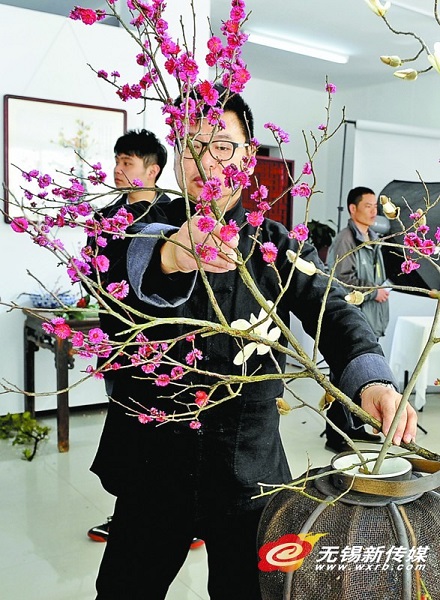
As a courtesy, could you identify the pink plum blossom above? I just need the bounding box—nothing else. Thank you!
[93,255,110,273]
[196,244,219,262]
[106,280,129,300]
[171,366,184,380]
[401,259,421,274]
[220,220,239,242]
[247,211,264,227]
[138,414,153,424]
[195,390,208,407]
[291,183,311,198]
[197,216,216,233]
[260,242,278,263]
[288,224,309,242]
[88,328,106,344]
[250,185,268,202]
[155,374,171,387]
[186,348,203,365]
[10,217,29,233]
[264,123,289,144]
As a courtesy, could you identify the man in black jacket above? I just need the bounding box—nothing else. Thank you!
[91,90,417,600]
[86,128,171,541]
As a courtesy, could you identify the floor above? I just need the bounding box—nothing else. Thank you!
[1,369,439,600]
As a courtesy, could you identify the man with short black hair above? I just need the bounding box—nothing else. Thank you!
[92,91,416,599]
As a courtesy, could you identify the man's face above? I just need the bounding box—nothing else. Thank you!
[351,193,378,228]
[113,153,150,188]
[174,110,253,212]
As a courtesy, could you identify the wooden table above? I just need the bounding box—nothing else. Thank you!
[23,311,100,452]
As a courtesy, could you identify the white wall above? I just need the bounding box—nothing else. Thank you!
[242,78,339,228]
[1,3,439,415]
[332,75,440,230]
[343,74,440,131]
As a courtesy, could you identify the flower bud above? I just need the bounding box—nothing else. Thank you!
[286,250,317,276]
[427,42,440,74]
[380,55,402,67]
[379,195,399,219]
[393,69,418,80]
[276,398,292,416]
[318,392,335,411]
[344,291,365,306]
[413,208,427,227]
[364,0,391,17]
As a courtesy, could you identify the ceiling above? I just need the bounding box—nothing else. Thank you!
[1,0,439,91]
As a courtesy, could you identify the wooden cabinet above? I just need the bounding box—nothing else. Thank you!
[241,155,294,229]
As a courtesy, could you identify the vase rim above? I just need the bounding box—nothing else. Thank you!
[332,451,412,480]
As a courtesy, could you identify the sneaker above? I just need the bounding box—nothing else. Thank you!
[87,517,112,542]
[190,538,205,550]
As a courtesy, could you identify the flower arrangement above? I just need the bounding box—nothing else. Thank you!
[5,0,439,460]
[3,1,440,595]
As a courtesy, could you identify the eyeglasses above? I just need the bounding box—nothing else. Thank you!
[181,139,250,162]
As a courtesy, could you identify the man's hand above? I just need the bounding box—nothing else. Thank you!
[374,288,390,303]
[161,215,239,274]
[360,385,417,445]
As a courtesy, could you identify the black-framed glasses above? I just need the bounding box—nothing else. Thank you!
[181,139,250,162]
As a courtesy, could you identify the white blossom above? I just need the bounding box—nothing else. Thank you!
[380,55,402,67]
[364,0,391,17]
[428,42,440,74]
[344,291,365,306]
[379,195,400,219]
[393,69,418,81]
[231,302,281,365]
[286,250,317,276]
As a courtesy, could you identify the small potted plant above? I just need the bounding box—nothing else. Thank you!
[307,219,336,263]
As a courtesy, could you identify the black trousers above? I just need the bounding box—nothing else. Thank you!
[95,490,264,600]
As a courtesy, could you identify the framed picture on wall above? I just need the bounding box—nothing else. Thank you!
[3,95,127,221]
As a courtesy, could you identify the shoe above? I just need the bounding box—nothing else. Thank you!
[87,517,112,542]
[349,428,382,443]
[324,439,352,454]
[190,538,205,550]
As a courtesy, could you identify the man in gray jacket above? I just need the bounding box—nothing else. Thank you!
[325,186,390,452]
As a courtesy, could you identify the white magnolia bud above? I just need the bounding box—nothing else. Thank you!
[393,69,418,81]
[380,55,402,67]
[286,250,317,276]
[276,398,292,416]
[364,0,391,17]
[428,42,440,74]
[379,195,399,219]
[344,291,365,306]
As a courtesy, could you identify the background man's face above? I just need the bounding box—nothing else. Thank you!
[114,153,149,188]
[351,193,378,228]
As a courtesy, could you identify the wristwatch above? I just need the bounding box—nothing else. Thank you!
[359,381,396,397]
